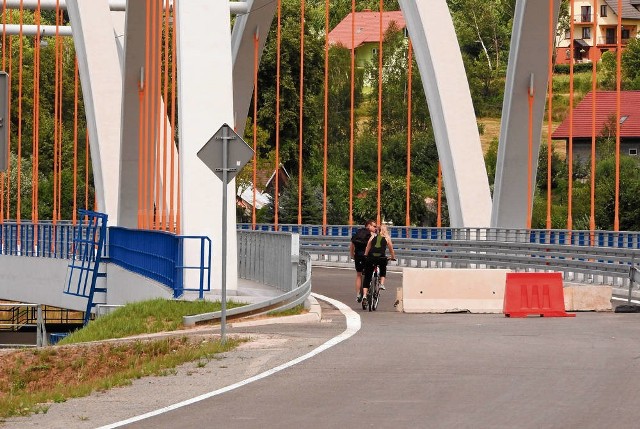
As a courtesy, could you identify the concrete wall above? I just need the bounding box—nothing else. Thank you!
[0,257,172,311]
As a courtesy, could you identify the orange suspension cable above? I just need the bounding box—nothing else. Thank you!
[527,75,533,230]
[298,0,305,225]
[275,0,281,229]
[614,0,621,231]
[406,39,412,228]
[152,0,161,230]
[590,0,597,240]
[322,0,328,232]
[6,34,11,221]
[0,0,6,224]
[17,3,23,230]
[32,4,41,229]
[252,31,258,229]
[546,0,554,230]
[171,0,179,234]
[376,0,383,224]
[567,0,575,231]
[137,56,145,228]
[437,162,442,227]
[73,56,78,225]
[85,132,89,210]
[143,0,151,229]
[52,2,59,223]
[161,0,170,231]
[348,0,354,226]
[55,4,63,221]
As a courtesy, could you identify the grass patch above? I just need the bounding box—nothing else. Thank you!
[266,304,306,317]
[59,298,247,344]
[0,336,242,418]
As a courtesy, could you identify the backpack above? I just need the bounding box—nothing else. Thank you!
[351,228,370,254]
[369,234,387,257]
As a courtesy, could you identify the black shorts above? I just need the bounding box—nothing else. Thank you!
[354,254,367,273]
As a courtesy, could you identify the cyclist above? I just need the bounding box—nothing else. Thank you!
[350,220,377,303]
[362,224,396,305]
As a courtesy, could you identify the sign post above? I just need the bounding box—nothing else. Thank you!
[197,123,254,343]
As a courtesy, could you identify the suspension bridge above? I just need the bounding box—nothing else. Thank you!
[0,0,637,322]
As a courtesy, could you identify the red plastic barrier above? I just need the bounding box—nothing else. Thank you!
[503,272,575,318]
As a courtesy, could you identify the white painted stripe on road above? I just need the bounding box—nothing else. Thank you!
[98,292,360,429]
[612,297,640,305]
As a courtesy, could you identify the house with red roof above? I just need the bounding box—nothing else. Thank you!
[551,90,640,160]
[328,10,406,74]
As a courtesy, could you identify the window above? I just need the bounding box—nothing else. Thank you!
[622,28,630,40]
[629,148,638,156]
[581,6,591,22]
[565,49,571,59]
[403,27,409,38]
[582,27,591,39]
[372,47,378,55]
[620,115,629,124]
[600,5,607,17]
[565,29,571,39]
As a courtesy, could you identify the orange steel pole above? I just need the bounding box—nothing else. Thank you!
[0,0,6,223]
[546,0,553,230]
[298,0,305,225]
[170,1,178,233]
[348,0,355,226]
[85,133,89,210]
[32,3,41,230]
[6,35,11,221]
[437,163,442,227]
[527,76,533,229]
[614,0,621,231]
[161,0,170,231]
[567,0,575,231]
[376,0,383,225]
[73,57,78,225]
[152,0,161,230]
[143,0,151,229]
[590,0,597,242]
[275,0,281,229]
[406,39,412,228]
[137,63,145,227]
[252,31,258,229]
[17,2,23,230]
[322,0,328,232]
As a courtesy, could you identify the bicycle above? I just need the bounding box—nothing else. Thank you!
[362,258,395,312]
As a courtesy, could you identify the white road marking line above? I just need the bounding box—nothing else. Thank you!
[98,292,360,429]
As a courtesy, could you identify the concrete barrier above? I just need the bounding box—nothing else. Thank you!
[563,285,612,312]
[402,267,510,313]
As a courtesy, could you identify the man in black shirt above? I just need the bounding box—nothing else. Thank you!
[350,220,377,302]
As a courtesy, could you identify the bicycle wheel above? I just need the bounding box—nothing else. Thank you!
[368,272,376,312]
[372,276,380,311]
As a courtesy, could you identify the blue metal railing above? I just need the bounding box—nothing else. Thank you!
[108,227,211,299]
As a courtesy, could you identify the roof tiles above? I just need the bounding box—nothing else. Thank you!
[328,11,406,49]
[552,91,640,139]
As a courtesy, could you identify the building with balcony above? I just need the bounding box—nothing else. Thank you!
[556,0,640,64]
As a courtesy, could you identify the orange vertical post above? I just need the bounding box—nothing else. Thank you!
[322,0,328,233]
[298,0,305,225]
[614,0,621,231]
[275,0,282,229]
[406,39,413,228]
[546,0,554,230]
[567,0,575,231]
[590,0,598,242]
[376,0,383,225]
[349,0,355,226]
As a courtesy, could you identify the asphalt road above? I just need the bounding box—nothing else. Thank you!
[123,266,640,429]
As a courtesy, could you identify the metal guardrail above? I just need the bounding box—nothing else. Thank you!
[183,254,311,326]
[0,303,47,347]
[298,233,640,287]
